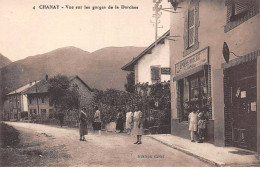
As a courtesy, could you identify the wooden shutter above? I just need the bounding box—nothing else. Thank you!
[151,66,161,82]
[184,10,189,50]
[234,0,249,15]
[188,8,195,47]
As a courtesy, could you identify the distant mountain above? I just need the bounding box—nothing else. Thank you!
[0,54,12,69]
[0,46,145,96]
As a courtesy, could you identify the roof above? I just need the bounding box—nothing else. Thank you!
[69,75,93,92]
[23,75,93,95]
[121,30,170,71]
[7,81,40,95]
[22,79,49,95]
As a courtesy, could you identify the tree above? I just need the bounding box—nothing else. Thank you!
[48,75,80,121]
[124,72,135,93]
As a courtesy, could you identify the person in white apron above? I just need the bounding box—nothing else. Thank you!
[189,108,198,142]
[132,105,144,144]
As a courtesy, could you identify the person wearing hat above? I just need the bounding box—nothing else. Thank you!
[79,106,88,141]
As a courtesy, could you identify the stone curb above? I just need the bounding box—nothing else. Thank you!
[147,136,225,167]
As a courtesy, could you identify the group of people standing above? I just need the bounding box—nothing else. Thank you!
[79,105,145,145]
[79,106,101,141]
[116,105,144,144]
[188,106,209,143]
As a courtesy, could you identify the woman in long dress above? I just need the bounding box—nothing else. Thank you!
[132,105,144,144]
[93,106,101,134]
[116,108,124,133]
[79,107,88,141]
[125,107,133,135]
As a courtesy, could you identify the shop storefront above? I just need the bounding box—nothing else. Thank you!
[171,47,214,142]
[223,54,258,151]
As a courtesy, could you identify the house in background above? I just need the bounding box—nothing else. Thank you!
[23,75,93,120]
[6,81,38,121]
[121,30,172,134]
[122,30,171,88]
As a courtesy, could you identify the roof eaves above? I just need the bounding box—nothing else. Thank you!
[121,30,170,71]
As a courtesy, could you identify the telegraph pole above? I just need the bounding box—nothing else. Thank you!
[151,0,163,46]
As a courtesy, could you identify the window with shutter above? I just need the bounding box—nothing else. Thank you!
[183,0,199,57]
[234,0,248,15]
[225,0,259,32]
[151,66,161,83]
[188,8,195,47]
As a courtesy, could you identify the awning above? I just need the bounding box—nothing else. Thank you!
[173,64,208,81]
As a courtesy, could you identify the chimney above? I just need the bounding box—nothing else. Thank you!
[45,74,48,81]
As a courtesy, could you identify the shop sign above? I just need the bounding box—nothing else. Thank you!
[161,67,171,75]
[175,47,209,75]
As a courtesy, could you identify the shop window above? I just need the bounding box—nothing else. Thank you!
[225,0,259,32]
[183,0,199,57]
[178,70,209,122]
[151,66,161,83]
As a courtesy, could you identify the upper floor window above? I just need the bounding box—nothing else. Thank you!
[42,97,45,104]
[151,66,161,83]
[183,0,199,57]
[225,0,259,32]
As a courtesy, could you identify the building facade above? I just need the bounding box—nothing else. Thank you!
[122,30,171,85]
[24,75,93,120]
[6,81,38,120]
[169,0,260,153]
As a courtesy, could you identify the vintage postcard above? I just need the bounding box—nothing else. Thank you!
[0,0,260,167]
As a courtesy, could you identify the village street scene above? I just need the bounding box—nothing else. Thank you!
[0,0,260,167]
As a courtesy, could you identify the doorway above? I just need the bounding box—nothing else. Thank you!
[225,61,257,151]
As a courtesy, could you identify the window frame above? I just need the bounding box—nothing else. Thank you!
[150,65,161,83]
[183,0,200,57]
[224,0,259,32]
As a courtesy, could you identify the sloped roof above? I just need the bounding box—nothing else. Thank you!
[23,75,93,95]
[69,75,93,92]
[7,81,40,95]
[121,30,170,71]
[22,79,49,95]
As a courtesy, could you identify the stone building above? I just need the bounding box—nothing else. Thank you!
[23,75,93,120]
[6,81,38,120]
[168,0,260,153]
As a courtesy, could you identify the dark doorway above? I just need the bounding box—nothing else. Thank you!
[225,60,257,151]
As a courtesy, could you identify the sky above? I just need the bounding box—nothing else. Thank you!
[0,0,170,62]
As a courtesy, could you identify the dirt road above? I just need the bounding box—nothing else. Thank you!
[3,122,212,167]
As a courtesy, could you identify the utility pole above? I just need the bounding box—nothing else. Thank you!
[151,0,163,46]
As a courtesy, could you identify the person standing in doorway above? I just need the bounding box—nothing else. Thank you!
[79,107,88,141]
[188,107,198,142]
[93,106,101,135]
[132,105,144,144]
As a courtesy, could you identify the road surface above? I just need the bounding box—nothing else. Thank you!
[3,122,212,167]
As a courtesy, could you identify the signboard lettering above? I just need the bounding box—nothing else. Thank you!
[175,47,209,75]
